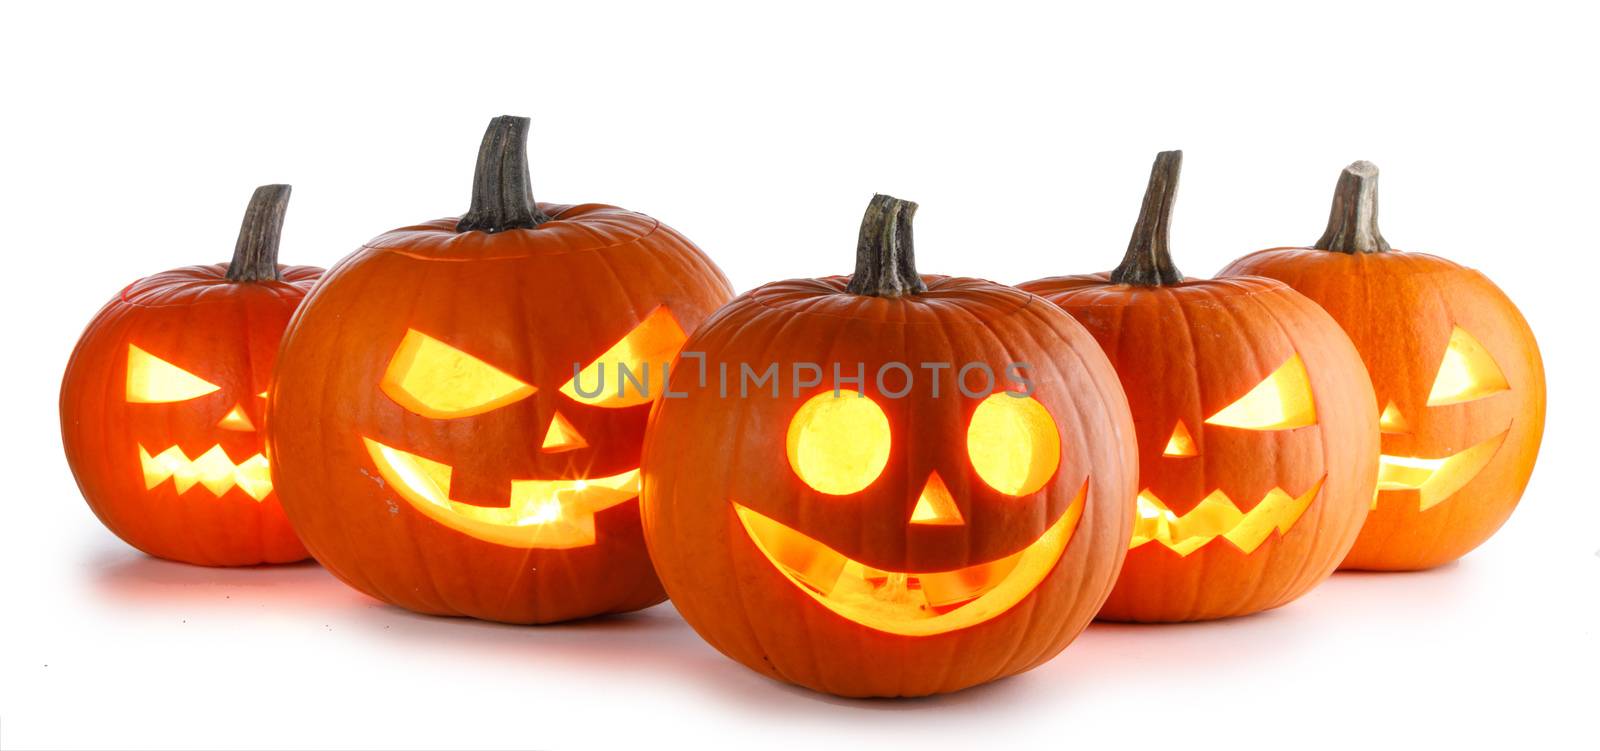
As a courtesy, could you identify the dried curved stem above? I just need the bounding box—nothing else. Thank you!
[1314,160,1390,253]
[1109,151,1183,286]
[456,115,550,233]
[847,194,926,297]
[226,184,290,282]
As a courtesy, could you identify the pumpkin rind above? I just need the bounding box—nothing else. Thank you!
[60,186,321,566]
[1020,152,1379,621]
[1022,274,1379,620]
[1223,245,1544,571]
[642,196,1137,696]
[267,118,733,623]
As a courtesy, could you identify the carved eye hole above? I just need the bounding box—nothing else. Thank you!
[787,390,891,495]
[1205,354,1317,430]
[1426,327,1509,406]
[381,330,535,419]
[126,345,220,403]
[967,393,1061,496]
[560,307,687,409]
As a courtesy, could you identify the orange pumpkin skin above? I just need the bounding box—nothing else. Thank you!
[643,197,1136,697]
[270,208,731,623]
[269,120,732,623]
[1221,161,1545,571]
[1019,152,1378,621]
[1021,274,1378,620]
[1221,249,1544,570]
[61,218,321,566]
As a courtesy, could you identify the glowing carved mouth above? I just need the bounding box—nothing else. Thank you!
[1375,431,1507,511]
[139,444,272,501]
[732,481,1085,637]
[362,438,639,549]
[1130,478,1324,556]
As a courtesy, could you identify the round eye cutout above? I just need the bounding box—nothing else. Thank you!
[787,390,891,495]
[967,393,1062,496]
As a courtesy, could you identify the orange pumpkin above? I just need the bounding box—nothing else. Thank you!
[267,116,732,623]
[1221,161,1545,570]
[61,185,322,566]
[642,195,1136,696]
[1021,152,1378,621]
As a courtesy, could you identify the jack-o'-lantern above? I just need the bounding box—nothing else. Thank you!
[1021,152,1378,621]
[268,116,733,623]
[1221,161,1545,570]
[61,185,323,566]
[642,194,1137,697]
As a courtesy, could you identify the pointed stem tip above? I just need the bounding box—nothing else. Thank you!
[1109,150,1184,286]
[1314,160,1390,253]
[226,184,290,282]
[847,194,926,297]
[456,115,550,233]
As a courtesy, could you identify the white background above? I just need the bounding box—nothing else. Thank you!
[3,1,1597,748]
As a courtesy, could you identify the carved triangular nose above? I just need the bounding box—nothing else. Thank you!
[910,471,963,526]
[217,403,255,431]
[1163,420,1197,457]
[541,410,588,452]
[1379,400,1410,434]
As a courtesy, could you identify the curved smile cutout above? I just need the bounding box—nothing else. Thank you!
[362,438,640,549]
[1375,430,1508,511]
[732,480,1086,637]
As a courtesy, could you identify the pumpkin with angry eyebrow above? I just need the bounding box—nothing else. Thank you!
[268,116,733,623]
[1221,161,1545,570]
[61,185,322,566]
[1021,152,1379,621]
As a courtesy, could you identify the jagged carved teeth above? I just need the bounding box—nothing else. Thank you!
[1130,478,1324,556]
[139,444,272,501]
[730,480,1085,638]
[362,437,640,549]
[1374,431,1507,511]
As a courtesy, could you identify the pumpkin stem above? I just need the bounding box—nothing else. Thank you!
[847,194,927,297]
[226,184,290,282]
[456,115,551,233]
[1314,160,1390,253]
[1109,150,1184,286]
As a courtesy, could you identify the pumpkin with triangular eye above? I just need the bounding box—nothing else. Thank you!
[1021,152,1379,621]
[643,195,1137,696]
[1221,161,1545,570]
[268,117,733,623]
[61,185,322,566]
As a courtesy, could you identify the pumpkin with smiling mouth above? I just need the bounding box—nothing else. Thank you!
[1021,152,1380,622]
[642,195,1136,697]
[1222,161,1545,570]
[268,117,733,623]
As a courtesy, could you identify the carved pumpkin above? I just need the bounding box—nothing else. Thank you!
[1220,161,1545,570]
[642,195,1136,696]
[61,185,322,566]
[1021,152,1378,621]
[267,116,732,623]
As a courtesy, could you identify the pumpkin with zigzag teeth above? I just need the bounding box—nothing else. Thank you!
[1021,152,1379,622]
[61,185,321,566]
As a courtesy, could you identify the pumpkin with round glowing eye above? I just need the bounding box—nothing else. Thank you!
[60,185,323,566]
[268,116,733,624]
[641,195,1137,697]
[1220,161,1545,571]
[1020,152,1379,622]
